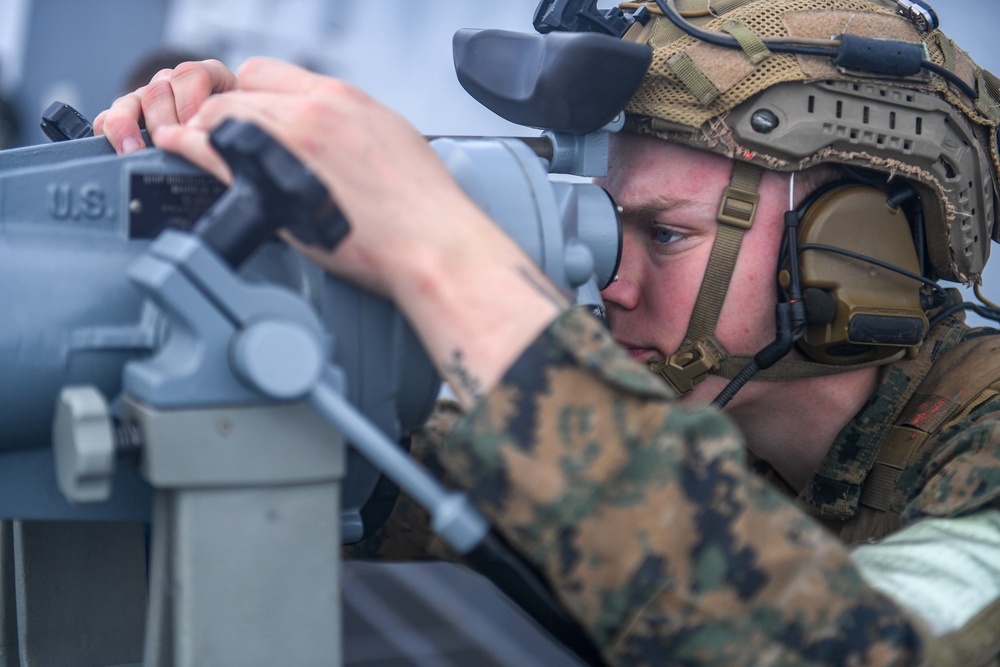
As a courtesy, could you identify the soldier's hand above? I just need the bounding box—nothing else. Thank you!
[94,59,237,155]
[150,57,489,297]
[153,57,564,405]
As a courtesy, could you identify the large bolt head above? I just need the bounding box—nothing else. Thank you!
[53,387,115,504]
[230,321,324,400]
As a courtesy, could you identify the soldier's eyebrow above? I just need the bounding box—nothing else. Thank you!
[618,193,713,221]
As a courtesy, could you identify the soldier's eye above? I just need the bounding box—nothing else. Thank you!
[652,225,683,245]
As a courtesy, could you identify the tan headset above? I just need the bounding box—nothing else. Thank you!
[784,183,930,365]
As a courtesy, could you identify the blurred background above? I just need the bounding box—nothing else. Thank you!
[1,1,996,143]
[0,0,546,145]
[1,0,997,314]
[0,2,997,664]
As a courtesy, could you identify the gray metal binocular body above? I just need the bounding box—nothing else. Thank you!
[0,118,622,666]
[0,134,439,537]
[0,19,647,666]
[0,118,623,543]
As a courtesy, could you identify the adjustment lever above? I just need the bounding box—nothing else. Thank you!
[195,119,350,267]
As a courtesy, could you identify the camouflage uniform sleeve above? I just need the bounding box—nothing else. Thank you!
[439,308,928,666]
[343,400,462,563]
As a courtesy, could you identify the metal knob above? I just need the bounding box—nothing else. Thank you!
[53,386,133,504]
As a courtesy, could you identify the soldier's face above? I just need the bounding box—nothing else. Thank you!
[598,133,790,407]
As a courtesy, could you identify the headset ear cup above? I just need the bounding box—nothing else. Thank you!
[794,184,928,364]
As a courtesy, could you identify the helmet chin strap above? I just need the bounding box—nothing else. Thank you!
[649,166,905,406]
[648,161,761,396]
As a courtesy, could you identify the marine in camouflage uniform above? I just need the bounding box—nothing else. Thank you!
[351,0,1000,664]
[354,300,1000,665]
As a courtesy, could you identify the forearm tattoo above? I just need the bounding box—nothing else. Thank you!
[443,349,483,403]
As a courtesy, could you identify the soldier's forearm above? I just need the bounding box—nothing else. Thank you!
[439,308,926,665]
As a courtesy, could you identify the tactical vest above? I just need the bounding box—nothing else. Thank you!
[817,322,1000,545]
[807,317,1000,667]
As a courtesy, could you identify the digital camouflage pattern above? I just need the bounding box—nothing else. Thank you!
[749,302,1000,549]
[440,307,928,666]
[351,307,1000,665]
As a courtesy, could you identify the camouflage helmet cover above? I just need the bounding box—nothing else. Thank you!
[621,0,1000,284]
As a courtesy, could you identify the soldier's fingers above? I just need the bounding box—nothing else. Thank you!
[138,60,237,141]
[94,73,173,151]
[151,124,233,185]
[149,67,175,83]
[163,60,238,124]
[183,93,335,193]
[96,92,147,154]
[153,93,293,183]
[139,79,183,135]
[182,92,286,139]
[235,57,331,94]
[96,61,237,156]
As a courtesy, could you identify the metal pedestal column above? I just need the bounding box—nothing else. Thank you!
[131,400,345,667]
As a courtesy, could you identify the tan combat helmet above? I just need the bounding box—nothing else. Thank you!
[614,0,1000,399]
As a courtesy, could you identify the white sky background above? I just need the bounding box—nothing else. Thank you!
[0,0,997,312]
[2,0,996,134]
[163,0,544,136]
[162,1,1000,131]
[159,0,1000,320]
[915,0,1000,318]
[0,0,30,91]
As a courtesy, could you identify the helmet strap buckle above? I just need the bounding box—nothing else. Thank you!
[649,339,724,396]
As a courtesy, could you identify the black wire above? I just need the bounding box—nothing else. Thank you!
[712,211,806,410]
[906,191,927,277]
[923,60,979,100]
[930,301,1000,328]
[840,166,888,188]
[653,0,737,46]
[653,0,837,57]
[797,242,947,297]
[798,175,931,279]
[771,44,841,58]
[652,0,979,100]
[711,360,760,409]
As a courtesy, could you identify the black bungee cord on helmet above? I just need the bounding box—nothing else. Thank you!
[652,0,978,100]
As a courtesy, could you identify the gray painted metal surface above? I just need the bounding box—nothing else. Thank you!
[0,101,620,662]
[13,521,146,667]
[342,562,584,667]
[134,402,345,667]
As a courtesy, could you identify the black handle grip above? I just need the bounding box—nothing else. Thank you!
[193,119,350,267]
[40,102,95,142]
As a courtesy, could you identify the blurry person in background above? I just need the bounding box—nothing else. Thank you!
[122,48,213,95]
